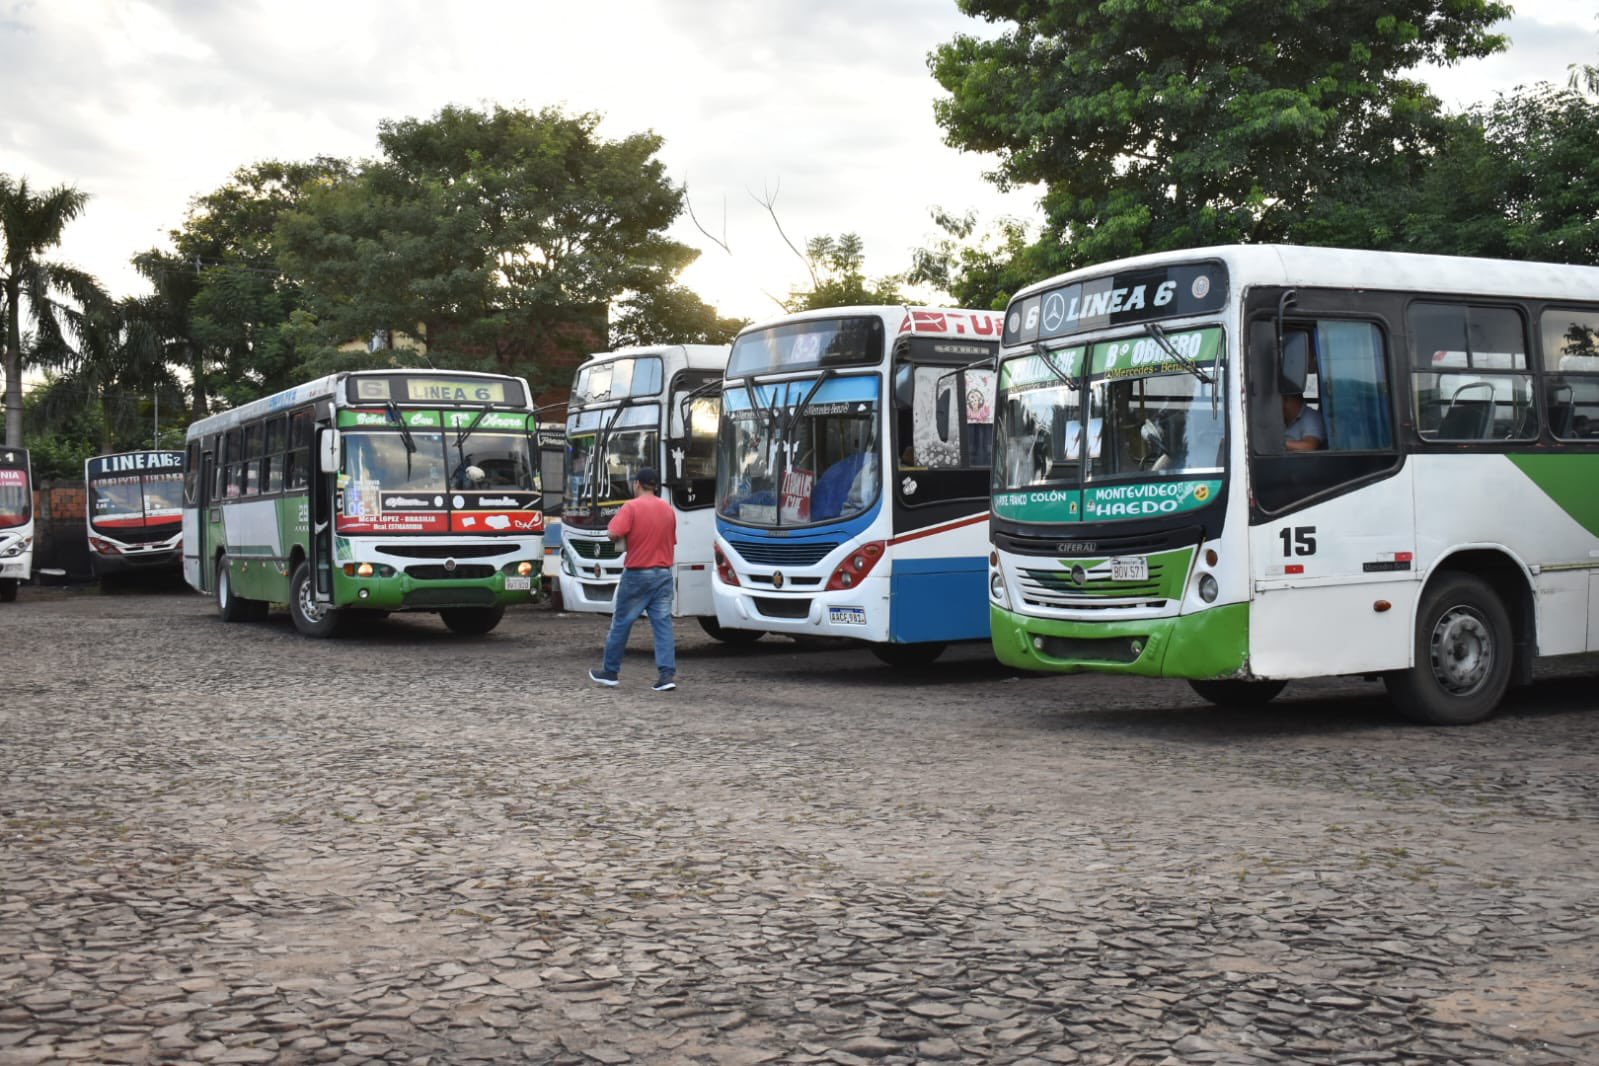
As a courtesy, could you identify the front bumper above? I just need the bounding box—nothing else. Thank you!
[989,602,1250,679]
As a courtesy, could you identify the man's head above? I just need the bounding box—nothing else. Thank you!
[634,467,660,496]
[1281,385,1305,426]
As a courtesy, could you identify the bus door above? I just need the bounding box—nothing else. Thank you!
[310,423,336,598]
[198,447,217,591]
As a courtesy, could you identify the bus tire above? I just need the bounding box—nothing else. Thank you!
[215,555,266,623]
[1187,679,1287,707]
[870,642,946,667]
[440,606,505,635]
[289,560,343,637]
[0,578,16,602]
[697,616,762,644]
[1384,573,1511,726]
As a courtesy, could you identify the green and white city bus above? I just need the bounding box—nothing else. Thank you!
[182,369,545,637]
[989,245,1599,724]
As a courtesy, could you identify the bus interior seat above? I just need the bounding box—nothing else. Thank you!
[1548,399,1574,438]
[1436,402,1491,440]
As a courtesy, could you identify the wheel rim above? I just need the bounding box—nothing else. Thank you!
[1429,603,1493,696]
[297,574,326,624]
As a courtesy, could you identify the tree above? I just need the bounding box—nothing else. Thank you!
[610,284,747,349]
[930,0,1511,275]
[0,175,106,447]
[277,105,697,389]
[784,233,904,311]
[907,209,1041,311]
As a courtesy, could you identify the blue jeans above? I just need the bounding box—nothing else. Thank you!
[602,567,676,677]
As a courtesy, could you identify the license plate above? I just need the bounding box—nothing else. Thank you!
[1109,556,1148,582]
[505,576,532,591]
[829,605,867,626]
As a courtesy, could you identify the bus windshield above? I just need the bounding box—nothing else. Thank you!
[563,404,659,528]
[718,376,881,527]
[996,326,1226,495]
[90,472,184,531]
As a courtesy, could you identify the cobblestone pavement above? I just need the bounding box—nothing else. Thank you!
[3,585,1597,1066]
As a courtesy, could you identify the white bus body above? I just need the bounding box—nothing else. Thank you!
[0,447,32,601]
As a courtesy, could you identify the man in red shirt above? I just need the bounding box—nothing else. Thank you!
[589,467,679,691]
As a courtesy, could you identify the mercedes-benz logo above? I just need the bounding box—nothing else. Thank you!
[772,571,785,589]
[443,558,457,572]
[1070,565,1088,587]
[1041,291,1067,333]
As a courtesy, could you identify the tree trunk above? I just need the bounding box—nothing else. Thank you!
[3,276,23,449]
[189,340,209,419]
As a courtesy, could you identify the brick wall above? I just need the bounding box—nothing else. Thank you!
[32,479,91,580]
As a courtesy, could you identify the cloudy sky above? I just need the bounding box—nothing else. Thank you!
[3,0,1597,324]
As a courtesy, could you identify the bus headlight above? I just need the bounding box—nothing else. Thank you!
[517,561,534,577]
[357,562,375,578]
[1197,572,1219,603]
[990,569,1009,606]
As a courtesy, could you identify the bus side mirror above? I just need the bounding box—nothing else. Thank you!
[318,429,340,474]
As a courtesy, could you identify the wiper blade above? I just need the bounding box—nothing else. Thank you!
[1146,323,1213,385]
[385,401,417,480]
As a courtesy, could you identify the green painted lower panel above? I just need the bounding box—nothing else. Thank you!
[990,601,1250,679]
[329,568,540,611]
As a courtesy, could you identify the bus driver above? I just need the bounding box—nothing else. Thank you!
[1282,384,1325,452]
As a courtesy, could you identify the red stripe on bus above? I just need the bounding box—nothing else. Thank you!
[889,512,990,547]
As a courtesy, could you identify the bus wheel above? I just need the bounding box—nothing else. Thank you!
[0,578,16,603]
[1187,679,1287,707]
[440,606,505,635]
[289,561,343,637]
[215,555,266,623]
[870,642,946,667]
[1385,573,1511,725]
[697,616,763,644]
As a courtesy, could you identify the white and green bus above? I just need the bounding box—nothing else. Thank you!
[989,245,1599,724]
[182,369,545,637]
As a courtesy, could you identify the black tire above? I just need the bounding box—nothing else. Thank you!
[440,606,505,635]
[289,560,343,637]
[870,642,946,667]
[215,555,266,622]
[697,616,763,644]
[0,578,16,603]
[1384,573,1511,725]
[1188,679,1288,707]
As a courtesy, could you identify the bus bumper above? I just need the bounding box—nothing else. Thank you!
[0,558,29,580]
[331,569,543,611]
[990,602,1250,679]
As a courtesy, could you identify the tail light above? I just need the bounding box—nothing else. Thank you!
[827,541,885,590]
[714,542,740,586]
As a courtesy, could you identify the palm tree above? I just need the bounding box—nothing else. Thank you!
[1,174,105,447]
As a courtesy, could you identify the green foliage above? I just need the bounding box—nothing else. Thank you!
[930,0,1512,277]
[907,210,1042,310]
[785,233,904,312]
[277,104,697,383]
[610,284,747,348]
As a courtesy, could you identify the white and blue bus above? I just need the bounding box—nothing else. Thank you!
[0,446,32,602]
[712,306,1004,664]
[989,244,1599,724]
[558,345,738,636]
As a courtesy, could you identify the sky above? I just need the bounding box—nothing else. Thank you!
[2,0,1597,327]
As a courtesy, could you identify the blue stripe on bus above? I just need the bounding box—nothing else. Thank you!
[723,375,880,411]
[888,556,991,644]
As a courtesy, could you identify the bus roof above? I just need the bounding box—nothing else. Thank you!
[1006,245,1599,310]
[736,305,1004,343]
[577,344,730,373]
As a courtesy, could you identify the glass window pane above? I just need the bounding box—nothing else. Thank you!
[1542,308,1599,372]
[1410,302,1526,371]
[1414,372,1536,440]
[1316,321,1392,451]
[1545,376,1599,440]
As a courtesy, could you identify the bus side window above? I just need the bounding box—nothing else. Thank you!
[286,409,313,490]
[1542,307,1599,441]
[1315,321,1393,451]
[1409,302,1533,442]
[184,440,201,505]
[262,416,286,494]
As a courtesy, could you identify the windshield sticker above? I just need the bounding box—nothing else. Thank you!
[444,410,529,431]
[343,478,382,519]
[1082,479,1222,520]
[1091,328,1222,379]
[340,409,444,429]
[966,369,995,425]
[780,468,815,524]
[993,489,1081,523]
[1000,348,1086,391]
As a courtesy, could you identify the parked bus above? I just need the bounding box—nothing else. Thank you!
[0,446,32,602]
[558,345,741,636]
[712,306,1004,663]
[182,369,544,637]
[988,244,1599,724]
[85,450,184,579]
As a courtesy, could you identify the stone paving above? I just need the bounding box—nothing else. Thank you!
[2,585,1597,1065]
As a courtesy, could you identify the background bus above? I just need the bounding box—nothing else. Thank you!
[85,450,184,580]
[557,345,738,636]
[712,306,1003,664]
[0,447,31,602]
[988,244,1599,724]
[182,369,544,637]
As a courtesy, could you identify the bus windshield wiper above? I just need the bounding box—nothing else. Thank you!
[1146,323,1213,385]
[385,401,417,479]
[592,400,634,509]
[452,406,490,483]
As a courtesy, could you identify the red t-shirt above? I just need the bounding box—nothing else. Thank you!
[608,493,677,569]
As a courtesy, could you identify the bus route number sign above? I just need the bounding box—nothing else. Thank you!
[404,379,507,404]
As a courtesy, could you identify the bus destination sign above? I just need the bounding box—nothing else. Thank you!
[1004,262,1227,347]
[350,376,518,406]
[87,451,183,478]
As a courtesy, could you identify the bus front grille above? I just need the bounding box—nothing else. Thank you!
[377,544,508,559]
[1037,635,1144,664]
[407,564,496,580]
[1019,566,1167,607]
[752,596,812,619]
[403,587,497,608]
[725,538,839,566]
[570,538,623,560]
